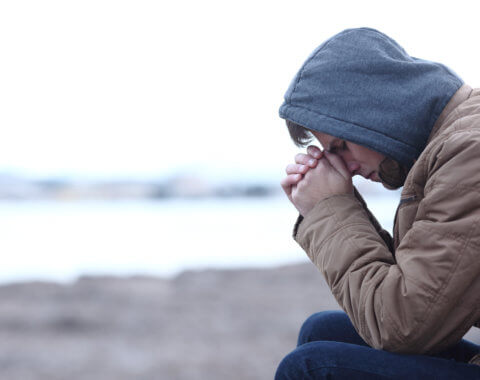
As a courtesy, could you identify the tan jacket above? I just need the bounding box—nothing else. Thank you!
[294,84,480,365]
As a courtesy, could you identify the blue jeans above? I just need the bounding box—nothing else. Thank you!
[275,311,480,379]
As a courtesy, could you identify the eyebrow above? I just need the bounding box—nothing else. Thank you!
[326,138,342,152]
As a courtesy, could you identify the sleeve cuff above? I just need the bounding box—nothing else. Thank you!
[294,193,364,253]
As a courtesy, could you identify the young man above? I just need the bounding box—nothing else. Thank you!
[276,28,480,379]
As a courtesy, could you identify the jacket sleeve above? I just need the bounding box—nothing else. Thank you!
[294,187,394,254]
[294,132,480,354]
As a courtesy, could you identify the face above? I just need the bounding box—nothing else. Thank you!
[311,131,385,182]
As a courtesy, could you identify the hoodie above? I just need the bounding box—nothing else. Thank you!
[279,27,463,168]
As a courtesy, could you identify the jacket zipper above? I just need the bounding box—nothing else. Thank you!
[399,195,417,205]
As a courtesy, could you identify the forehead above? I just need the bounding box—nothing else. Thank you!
[310,130,340,150]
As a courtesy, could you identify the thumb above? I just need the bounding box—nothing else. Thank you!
[323,151,352,180]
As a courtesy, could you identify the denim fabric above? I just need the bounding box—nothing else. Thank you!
[279,28,463,168]
[275,311,480,379]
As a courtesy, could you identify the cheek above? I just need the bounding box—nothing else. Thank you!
[370,153,385,168]
[353,147,384,167]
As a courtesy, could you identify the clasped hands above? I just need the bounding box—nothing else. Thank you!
[281,145,354,217]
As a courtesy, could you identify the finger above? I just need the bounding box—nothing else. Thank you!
[323,151,351,180]
[306,145,323,159]
[285,163,309,175]
[281,174,303,195]
[294,153,318,168]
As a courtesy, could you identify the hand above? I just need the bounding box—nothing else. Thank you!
[282,149,354,216]
[281,145,324,204]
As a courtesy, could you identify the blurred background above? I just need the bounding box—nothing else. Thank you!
[0,0,479,379]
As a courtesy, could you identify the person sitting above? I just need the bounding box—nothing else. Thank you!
[276,27,480,379]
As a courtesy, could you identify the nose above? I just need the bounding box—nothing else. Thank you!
[347,162,361,175]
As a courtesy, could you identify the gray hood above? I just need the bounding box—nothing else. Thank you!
[279,27,463,168]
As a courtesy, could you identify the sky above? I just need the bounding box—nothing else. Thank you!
[0,0,479,180]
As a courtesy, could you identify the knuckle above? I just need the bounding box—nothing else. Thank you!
[286,165,300,175]
[289,174,299,184]
[295,153,307,163]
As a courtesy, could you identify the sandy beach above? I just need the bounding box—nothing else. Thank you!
[0,263,478,379]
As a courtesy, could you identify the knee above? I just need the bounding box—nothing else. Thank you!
[275,345,312,380]
[297,310,348,346]
[275,349,301,380]
[275,341,342,380]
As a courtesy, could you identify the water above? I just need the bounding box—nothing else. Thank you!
[0,195,399,283]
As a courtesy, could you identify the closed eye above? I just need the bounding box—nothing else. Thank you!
[328,141,347,153]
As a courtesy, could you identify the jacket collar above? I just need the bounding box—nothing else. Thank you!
[427,84,473,144]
